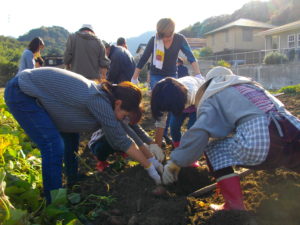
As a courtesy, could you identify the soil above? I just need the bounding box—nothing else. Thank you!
[73,93,300,225]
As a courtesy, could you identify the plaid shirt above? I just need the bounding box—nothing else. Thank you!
[206,84,300,170]
[205,116,270,170]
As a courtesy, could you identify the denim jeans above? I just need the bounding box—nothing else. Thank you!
[149,74,176,90]
[150,74,176,138]
[170,112,197,142]
[4,76,79,203]
[60,132,79,185]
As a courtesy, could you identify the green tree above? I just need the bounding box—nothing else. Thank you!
[0,36,26,85]
[199,47,213,57]
[18,26,69,56]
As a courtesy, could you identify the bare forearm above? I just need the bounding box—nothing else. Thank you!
[154,127,164,147]
[139,144,153,159]
[132,68,141,79]
[126,143,150,168]
[191,61,201,75]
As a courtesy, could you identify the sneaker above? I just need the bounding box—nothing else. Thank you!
[163,135,172,145]
[190,161,200,168]
[96,161,110,172]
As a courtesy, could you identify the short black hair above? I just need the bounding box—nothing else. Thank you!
[151,77,187,120]
[117,37,126,46]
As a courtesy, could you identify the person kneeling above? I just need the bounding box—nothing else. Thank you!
[88,120,164,184]
[162,66,300,211]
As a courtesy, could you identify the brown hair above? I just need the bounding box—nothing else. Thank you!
[156,18,175,38]
[28,37,44,53]
[101,81,142,124]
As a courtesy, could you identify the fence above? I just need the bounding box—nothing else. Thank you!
[199,48,300,66]
[191,60,300,90]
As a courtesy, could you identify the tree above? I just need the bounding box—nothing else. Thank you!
[18,26,69,56]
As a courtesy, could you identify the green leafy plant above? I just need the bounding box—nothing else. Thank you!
[263,51,288,64]
[217,60,231,68]
[278,84,300,94]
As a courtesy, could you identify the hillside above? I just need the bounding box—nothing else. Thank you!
[126,31,155,56]
[0,36,26,80]
[180,0,300,37]
[18,26,69,56]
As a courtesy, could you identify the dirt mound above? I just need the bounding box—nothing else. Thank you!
[74,93,300,225]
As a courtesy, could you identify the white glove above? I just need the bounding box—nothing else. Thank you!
[149,143,164,162]
[148,157,163,174]
[162,160,181,185]
[131,77,139,84]
[195,73,205,82]
[145,163,161,185]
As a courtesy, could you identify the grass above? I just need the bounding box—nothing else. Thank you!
[277,84,300,94]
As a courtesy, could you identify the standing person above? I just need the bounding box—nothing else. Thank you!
[104,42,136,84]
[177,57,189,78]
[151,76,205,149]
[18,37,45,72]
[4,67,161,203]
[64,24,110,82]
[117,37,128,49]
[162,66,300,211]
[131,18,202,87]
[131,18,202,144]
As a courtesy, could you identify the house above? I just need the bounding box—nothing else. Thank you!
[204,18,275,54]
[257,20,300,51]
[44,56,64,68]
[185,38,206,50]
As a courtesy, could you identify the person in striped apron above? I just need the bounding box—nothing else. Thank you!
[162,66,300,211]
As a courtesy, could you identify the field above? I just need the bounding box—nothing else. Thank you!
[1,90,300,225]
[72,93,300,225]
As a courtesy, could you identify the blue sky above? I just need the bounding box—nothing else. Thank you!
[0,0,266,42]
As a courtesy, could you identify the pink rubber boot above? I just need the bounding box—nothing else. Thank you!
[210,175,246,211]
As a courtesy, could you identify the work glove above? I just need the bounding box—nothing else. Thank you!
[131,77,139,85]
[162,160,181,185]
[145,163,161,185]
[149,143,164,162]
[195,73,205,82]
[148,157,163,174]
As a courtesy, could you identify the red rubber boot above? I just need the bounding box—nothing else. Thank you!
[210,175,246,211]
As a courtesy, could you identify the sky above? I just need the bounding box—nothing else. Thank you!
[1,0,267,42]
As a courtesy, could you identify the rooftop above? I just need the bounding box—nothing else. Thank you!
[204,18,275,36]
[256,20,300,36]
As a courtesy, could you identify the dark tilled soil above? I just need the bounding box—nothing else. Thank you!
[74,93,300,225]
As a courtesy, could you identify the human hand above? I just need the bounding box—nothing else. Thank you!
[162,160,181,184]
[149,143,164,162]
[195,73,205,81]
[131,77,139,84]
[145,163,161,185]
[148,157,163,174]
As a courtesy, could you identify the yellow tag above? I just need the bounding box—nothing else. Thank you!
[155,50,164,62]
